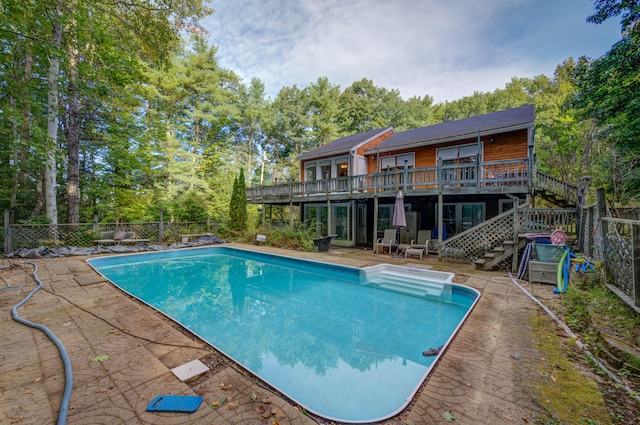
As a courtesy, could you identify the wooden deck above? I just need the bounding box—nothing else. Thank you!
[246,159,532,204]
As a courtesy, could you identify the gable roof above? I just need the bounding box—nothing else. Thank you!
[367,105,534,154]
[298,127,394,161]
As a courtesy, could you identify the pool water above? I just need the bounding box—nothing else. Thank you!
[87,246,479,423]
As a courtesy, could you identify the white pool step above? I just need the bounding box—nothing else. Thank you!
[363,264,454,298]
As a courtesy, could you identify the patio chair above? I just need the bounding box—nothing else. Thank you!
[411,230,431,254]
[376,229,398,254]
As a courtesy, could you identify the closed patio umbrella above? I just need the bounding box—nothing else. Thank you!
[392,191,406,254]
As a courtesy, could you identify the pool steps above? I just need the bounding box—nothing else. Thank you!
[363,264,454,298]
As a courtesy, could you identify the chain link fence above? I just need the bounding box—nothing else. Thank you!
[2,215,227,254]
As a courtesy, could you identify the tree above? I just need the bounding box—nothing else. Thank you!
[229,169,247,231]
[574,0,640,199]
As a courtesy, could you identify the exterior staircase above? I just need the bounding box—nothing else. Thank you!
[534,172,579,208]
[473,237,529,271]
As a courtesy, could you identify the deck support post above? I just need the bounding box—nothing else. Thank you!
[373,196,379,252]
[437,193,443,249]
[506,194,519,273]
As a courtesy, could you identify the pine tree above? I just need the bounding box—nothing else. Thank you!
[229,168,247,231]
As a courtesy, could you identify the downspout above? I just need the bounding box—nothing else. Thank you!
[477,130,482,191]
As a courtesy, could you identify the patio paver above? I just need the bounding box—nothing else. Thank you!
[0,244,593,424]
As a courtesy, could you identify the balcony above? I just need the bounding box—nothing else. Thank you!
[246,159,532,204]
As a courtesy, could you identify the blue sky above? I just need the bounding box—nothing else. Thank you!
[203,0,622,103]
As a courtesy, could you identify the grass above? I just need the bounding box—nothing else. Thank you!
[532,268,640,425]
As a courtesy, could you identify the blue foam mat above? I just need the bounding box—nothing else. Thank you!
[146,395,203,413]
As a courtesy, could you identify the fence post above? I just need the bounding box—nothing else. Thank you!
[633,224,640,307]
[4,210,11,254]
[159,209,164,243]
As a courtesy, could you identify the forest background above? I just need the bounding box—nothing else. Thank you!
[0,0,638,228]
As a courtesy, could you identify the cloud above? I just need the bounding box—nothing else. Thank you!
[204,0,621,102]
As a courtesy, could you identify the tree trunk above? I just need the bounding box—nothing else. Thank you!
[67,42,80,223]
[45,6,63,225]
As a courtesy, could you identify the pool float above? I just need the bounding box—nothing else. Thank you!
[554,249,570,294]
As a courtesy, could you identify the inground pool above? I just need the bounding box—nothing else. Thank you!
[87,246,479,423]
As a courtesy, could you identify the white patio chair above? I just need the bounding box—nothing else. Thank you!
[376,229,398,254]
[411,230,431,255]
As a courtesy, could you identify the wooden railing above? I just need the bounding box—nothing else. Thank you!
[535,172,579,205]
[246,158,531,202]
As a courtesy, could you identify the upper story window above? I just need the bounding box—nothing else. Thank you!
[337,160,348,177]
[379,153,415,171]
[304,156,349,181]
[437,144,480,165]
[306,165,316,181]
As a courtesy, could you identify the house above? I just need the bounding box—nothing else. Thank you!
[246,104,570,251]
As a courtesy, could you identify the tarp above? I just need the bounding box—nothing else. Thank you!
[5,235,227,259]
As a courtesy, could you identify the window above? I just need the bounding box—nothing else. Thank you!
[435,202,485,236]
[337,161,348,177]
[306,166,316,181]
[320,163,331,179]
[379,153,415,171]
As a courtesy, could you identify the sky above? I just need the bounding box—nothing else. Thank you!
[202,0,622,103]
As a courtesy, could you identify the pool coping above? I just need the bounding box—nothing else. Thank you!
[86,245,482,423]
[1,242,566,424]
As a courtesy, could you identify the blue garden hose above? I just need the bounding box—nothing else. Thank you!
[11,262,73,425]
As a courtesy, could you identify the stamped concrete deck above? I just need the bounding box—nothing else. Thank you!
[0,243,576,424]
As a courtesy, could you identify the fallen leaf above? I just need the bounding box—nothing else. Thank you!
[91,355,109,363]
[256,405,266,413]
[272,417,280,425]
[210,396,227,409]
[550,375,557,383]
[226,402,238,410]
[96,388,107,393]
[250,392,257,401]
[10,416,23,423]
[262,397,272,404]
[442,411,455,422]
[274,409,285,419]
[262,409,272,418]
[32,378,41,383]
[218,383,233,391]
[22,389,33,395]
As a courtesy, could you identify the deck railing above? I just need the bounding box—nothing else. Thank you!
[535,172,579,204]
[246,158,531,202]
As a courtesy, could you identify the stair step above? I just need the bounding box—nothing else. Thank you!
[493,247,505,253]
[367,274,444,297]
[484,253,496,259]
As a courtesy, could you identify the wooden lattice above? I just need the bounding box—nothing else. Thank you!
[439,206,578,262]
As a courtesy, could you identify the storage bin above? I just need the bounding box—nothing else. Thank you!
[534,243,565,262]
[529,260,559,285]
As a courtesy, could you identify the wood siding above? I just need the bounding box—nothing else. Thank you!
[367,129,528,173]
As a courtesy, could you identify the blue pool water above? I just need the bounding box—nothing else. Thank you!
[87,246,479,423]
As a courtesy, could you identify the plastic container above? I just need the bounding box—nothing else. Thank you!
[534,243,565,263]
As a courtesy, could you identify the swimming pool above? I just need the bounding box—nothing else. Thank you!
[87,246,479,423]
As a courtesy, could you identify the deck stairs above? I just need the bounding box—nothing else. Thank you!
[534,172,578,208]
[473,236,529,271]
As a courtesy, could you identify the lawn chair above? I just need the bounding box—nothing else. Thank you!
[411,230,431,255]
[376,229,398,254]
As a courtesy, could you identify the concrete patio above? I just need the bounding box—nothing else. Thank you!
[0,243,603,424]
